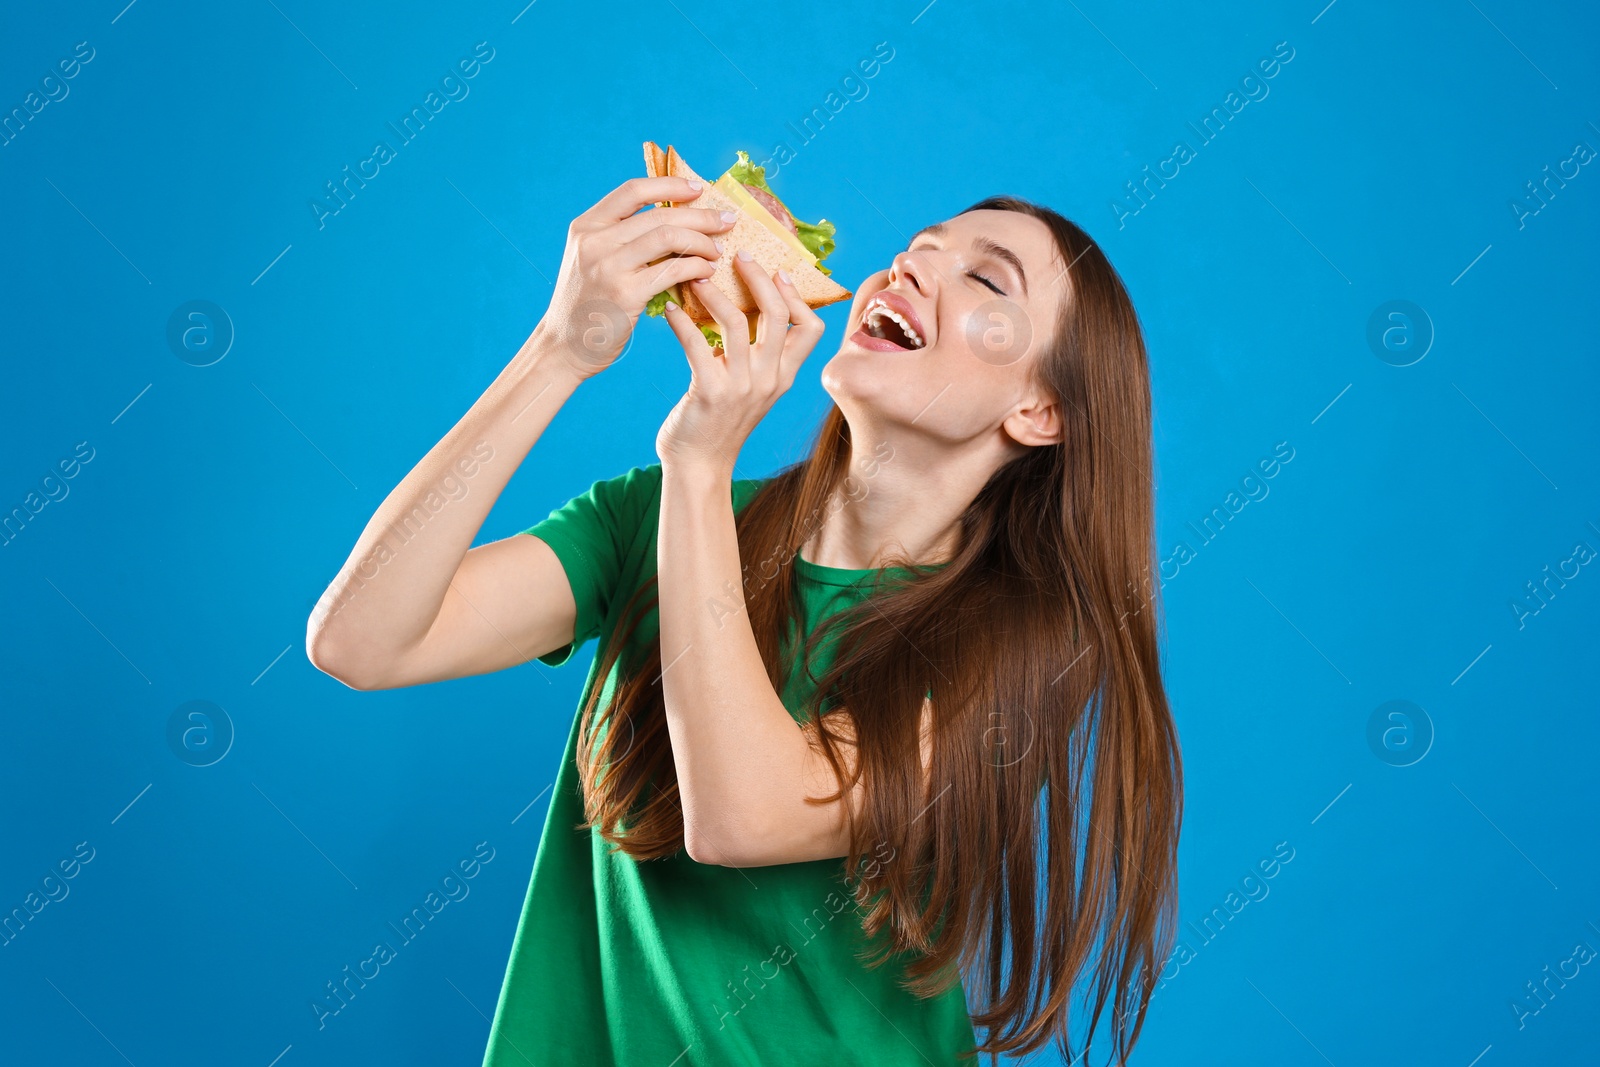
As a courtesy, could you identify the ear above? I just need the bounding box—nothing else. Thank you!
[1002,389,1063,448]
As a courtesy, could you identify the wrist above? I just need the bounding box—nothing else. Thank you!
[487,330,587,422]
[508,321,592,389]
[661,456,735,491]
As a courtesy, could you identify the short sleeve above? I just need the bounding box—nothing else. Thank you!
[521,463,663,667]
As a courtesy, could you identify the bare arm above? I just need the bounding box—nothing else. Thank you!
[652,257,930,867]
[656,465,935,867]
[307,175,733,690]
[305,333,584,689]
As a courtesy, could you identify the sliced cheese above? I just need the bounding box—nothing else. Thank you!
[714,173,818,266]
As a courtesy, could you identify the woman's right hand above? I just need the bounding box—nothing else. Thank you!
[536,175,735,380]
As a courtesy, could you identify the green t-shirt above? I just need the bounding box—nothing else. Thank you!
[481,462,975,1067]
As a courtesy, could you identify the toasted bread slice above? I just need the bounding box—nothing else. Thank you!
[642,141,853,332]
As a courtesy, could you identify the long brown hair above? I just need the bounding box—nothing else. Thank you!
[571,196,1181,1065]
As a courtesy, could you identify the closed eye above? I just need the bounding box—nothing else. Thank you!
[905,238,1010,296]
[969,271,1005,295]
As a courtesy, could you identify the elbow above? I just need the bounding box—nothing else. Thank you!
[306,611,383,691]
[683,813,763,868]
[682,817,732,867]
[306,631,362,690]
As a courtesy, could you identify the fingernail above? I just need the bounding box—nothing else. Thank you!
[664,299,678,311]
[719,210,738,225]
[777,268,791,284]
[713,239,724,254]
[687,179,703,191]
[737,249,753,262]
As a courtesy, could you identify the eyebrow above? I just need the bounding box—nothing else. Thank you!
[908,222,1029,298]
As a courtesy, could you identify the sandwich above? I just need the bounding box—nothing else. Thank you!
[641,142,853,349]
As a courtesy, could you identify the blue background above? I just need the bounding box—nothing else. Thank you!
[2,0,1596,1064]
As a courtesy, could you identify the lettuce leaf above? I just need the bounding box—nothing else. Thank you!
[644,288,675,317]
[793,218,836,275]
[727,150,774,195]
[642,289,723,348]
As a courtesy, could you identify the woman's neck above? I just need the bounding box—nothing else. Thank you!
[800,444,984,570]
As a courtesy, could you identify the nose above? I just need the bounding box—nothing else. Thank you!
[887,247,931,297]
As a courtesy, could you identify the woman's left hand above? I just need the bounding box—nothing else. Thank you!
[656,252,826,476]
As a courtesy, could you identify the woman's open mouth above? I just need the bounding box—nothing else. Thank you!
[851,293,927,353]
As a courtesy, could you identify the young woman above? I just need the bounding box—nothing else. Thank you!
[307,174,1182,1066]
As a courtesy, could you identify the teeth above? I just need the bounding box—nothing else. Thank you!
[865,300,924,349]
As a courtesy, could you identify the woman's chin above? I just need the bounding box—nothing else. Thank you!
[819,348,921,398]
[821,358,933,424]
[819,352,886,402]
